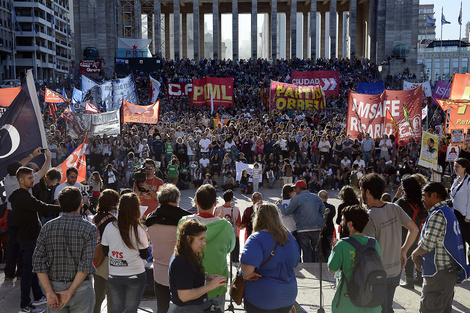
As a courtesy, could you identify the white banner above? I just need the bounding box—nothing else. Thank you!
[113,75,138,111]
[66,109,120,139]
[150,76,161,103]
[81,75,99,94]
[235,161,262,184]
[403,81,432,98]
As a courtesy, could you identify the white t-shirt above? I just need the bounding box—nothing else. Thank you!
[199,157,210,168]
[280,198,296,232]
[54,181,83,200]
[102,223,149,276]
[199,138,211,153]
[353,159,366,171]
[341,159,351,169]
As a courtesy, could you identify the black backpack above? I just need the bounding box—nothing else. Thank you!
[337,236,387,308]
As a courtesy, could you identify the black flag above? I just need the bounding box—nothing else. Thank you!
[0,70,47,203]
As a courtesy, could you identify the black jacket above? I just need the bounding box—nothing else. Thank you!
[9,188,62,244]
[145,203,191,227]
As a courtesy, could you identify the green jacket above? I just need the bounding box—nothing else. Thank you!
[179,214,235,298]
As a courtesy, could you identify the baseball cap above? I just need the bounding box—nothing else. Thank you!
[292,180,307,189]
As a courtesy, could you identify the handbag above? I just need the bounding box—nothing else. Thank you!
[229,243,278,305]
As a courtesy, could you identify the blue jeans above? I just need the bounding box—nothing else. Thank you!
[382,273,400,313]
[48,280,95,313]
[108,272,146,313]
[363,151,372,165]
[20,243,44,308]
[297,231,321,263]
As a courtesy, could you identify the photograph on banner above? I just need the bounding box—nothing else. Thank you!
[346,86,422,145]
[466,128,470,144]
[65,109,120,139]
[269,81,325,112]
[235,162,262,184]
[418,131,438,170]
[452,129,465,144]
[446,146,460,162]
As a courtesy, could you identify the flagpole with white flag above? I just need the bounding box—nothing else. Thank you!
[440,7,451,81]
[210,92,214,115]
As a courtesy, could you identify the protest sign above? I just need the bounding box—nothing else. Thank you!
[269,81,325,112]
[418,131,439,170]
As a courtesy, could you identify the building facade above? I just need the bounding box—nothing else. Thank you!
[74,0,419,71]
[13,0,72,83]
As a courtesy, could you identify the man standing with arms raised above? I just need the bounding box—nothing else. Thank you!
[361,173,419,313]
[280,180,326,262]
[179,184,235,311]
[134,159,164,217]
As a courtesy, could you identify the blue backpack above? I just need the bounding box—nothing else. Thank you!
[337,236,387,308]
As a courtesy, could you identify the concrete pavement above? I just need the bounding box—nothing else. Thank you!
[1,187,470,312]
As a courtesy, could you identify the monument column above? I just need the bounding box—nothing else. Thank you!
[350,0,357,60]
[303,12,308,59]
[320,11,325,57]
[174,0,180,59]
[182,13,187,58]
[134,0,142,38]
[193,0,199,60]
[199,12,204,58]
[213,0,219,59]
[377,0,386,62]
[165,13,170,57]
[310,0,317,60]
[286,8,291,58]
[154,0,161,58]
[369,0,377,63]
[330,0,337,59]
[290,0,297,59]
[233,0,238,60]
[338,11,343,58]
[251,0,257,59]
[271,0,277,61]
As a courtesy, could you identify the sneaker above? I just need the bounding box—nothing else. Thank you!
[32,296,47,306]
[19,304,45,313]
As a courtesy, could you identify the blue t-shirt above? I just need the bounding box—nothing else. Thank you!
[241,231,299,310]
[168,255,206,306]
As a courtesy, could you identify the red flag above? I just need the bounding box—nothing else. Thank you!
[85,102,100,114]
[60,107,84,137]
[49,103,57,122]
[216,113,223,127]
[45,88,69,103]
[57,133,88,184]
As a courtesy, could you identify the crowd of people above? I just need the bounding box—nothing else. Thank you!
[1,56,467,313]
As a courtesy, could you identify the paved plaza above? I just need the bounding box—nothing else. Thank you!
[1,187,470,312]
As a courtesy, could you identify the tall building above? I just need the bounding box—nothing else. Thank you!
[0,1,14,81]
[418,4,436,43]
[14,0,72,83]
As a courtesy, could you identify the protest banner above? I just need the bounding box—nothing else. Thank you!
[112,75,138,111]
[117,38,152,58]
[435,99,470,131]
[0,87,21,118]
[446,146,459,162]
[452,129,464,144]
[65,110,120,139]
[346,86,422,145]
[291,71,339,97]
[466,127,470,144]
[418,131,439,170]
[235,161,262,184]
[122,100,160,124]
[190,77,233,108]
[45,88,68,103]
[449,73,470,100]
[79,60,101,73]
[356,81,385,95]
[167,83,193,97]
[403,81,432,97]
[150,76,161,103]
[57,135,87,184]
[432,81,451,105]
[269,81,325,112]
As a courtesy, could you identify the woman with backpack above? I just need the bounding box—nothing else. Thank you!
[393,175,427,289]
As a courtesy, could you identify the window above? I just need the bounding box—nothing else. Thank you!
[418,59,423,64]
[425,59,432,80]
[463,58,469,74]
[453,58,459,74]
[443,58,450,80]
[434,59,441,81]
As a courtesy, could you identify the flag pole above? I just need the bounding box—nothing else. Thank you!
[440,7,443,82]
[459,1,462,73]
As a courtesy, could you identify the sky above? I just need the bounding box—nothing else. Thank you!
[420,0,466,40]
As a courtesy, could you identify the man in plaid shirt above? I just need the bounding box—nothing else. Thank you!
[33,187,97,313]
[412,182,470,313]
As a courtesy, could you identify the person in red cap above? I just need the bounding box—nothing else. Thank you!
[279,179,326,262]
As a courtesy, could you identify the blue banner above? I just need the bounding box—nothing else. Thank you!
[356,81,385,95]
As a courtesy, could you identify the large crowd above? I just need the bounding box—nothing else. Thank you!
[3,57,468,313]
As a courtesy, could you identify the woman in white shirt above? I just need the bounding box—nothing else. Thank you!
[450,157,470,262]
[102,193,150,313]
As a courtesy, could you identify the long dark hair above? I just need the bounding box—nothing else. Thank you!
[116,193,145,250]
[401,176,425,209]
[175,220,207,273]
[339,186,360,205]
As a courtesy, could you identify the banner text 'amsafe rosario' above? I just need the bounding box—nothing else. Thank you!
[347,86,422,145]
[190,77,233,109]
[269,81,325,111]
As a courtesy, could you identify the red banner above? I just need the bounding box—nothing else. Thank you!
[45,88,68,103]
[436,99,470,131]
[79,60,102,73]
[122,100,160,124]
[57,136,87,184]
[167,83,193,97]
[347,86,422,145]
[269,81,325,111]
[292,71,339,97]
[190,77,233,108]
